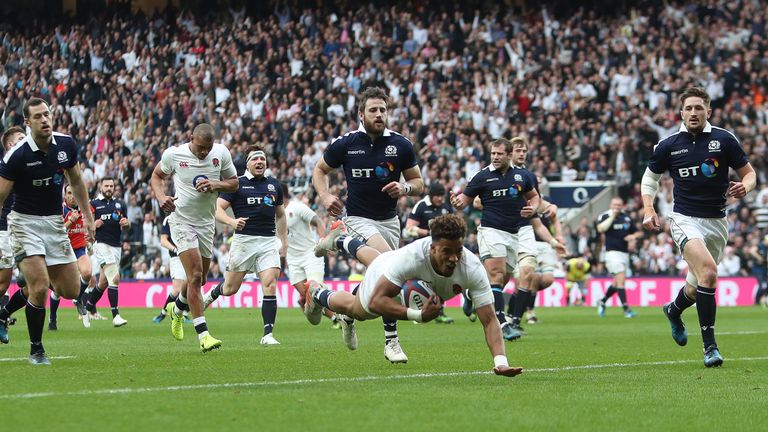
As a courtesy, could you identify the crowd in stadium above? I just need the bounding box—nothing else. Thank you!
[1,0,767,288]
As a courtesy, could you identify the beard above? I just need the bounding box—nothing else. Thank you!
[363,117,386,135]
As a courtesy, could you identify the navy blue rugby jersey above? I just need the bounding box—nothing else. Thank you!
[597,211,636,253]
[323,124,418,220]
[218,172,283,237]
[0,145,13,231]
[533,195,554,242]
[0,132,77,216]
[161,216,178,257]
[92,196,127,247]
[409,196,453,230]
[648,122,748,218]
[463,165,538,234]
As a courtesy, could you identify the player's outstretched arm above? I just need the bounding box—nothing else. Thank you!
[476,303,523,377]
[275,204,288,257]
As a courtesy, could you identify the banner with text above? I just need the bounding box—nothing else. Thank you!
[43,277,760,308]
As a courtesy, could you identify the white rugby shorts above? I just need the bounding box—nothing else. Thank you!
[286,250,324,285]
[0,230,13,269]
[227,234,280,274]
[604,250,630,275]
[8,211,75,266]
[93,242,121,267]
[343,215,400,250]
[668,212,727,287]
[169,216,215,259]
[169,255,187,281]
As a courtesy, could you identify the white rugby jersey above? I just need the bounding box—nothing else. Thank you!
[368,237,493,308]
[285,199,319,256]
[159,143,236,225]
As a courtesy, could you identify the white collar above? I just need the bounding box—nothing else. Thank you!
[27,133,57,152]
[357,122,392,137]
[424,195,433,206]
[244,170,266,180]
[679,121,712,133]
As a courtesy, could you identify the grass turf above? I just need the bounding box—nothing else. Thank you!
[1,306,766,431]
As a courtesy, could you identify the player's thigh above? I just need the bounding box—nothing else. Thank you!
[258,267,281,294]
[48,262,81,299]
[222,270,247,295]
[682,238,718,275]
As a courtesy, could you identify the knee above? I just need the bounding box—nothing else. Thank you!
[188,270,204,286]
[697,265,718,287]
[540,275,554,289]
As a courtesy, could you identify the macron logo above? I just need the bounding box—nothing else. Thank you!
[347,150,366,155]
[670,149,688,156]
[26,161,43,167]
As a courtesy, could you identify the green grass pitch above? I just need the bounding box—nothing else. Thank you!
[1,306,766,431]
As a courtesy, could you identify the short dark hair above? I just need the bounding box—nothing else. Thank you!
[429,214,467,242]
[23,97,50,118]
[100,176,116,186]
[428,182,445,197]
[1,126,25,147]
[679,87,711,109]
[489,138,513,153]
[357,86,389,114]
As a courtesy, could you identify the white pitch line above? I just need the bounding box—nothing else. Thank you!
[3,356,768,400]
[0,355,76,363]
[716,331,767,336]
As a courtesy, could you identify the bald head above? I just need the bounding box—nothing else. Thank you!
[193,123,215,143]
[190,123,215,160]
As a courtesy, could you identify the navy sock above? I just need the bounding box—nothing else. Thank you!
[262,295,277,336]
[336,235,365,257]
[492,284,506,325]
[78,277,88,301]
[696,286,717,349]
[668,286,695,318]
[210,283,223,300]
[383,318,398,343]
[87,287,105,313]
[175,294,190,312]
[162,293,178,313]
[108,286,119,317]
[25,301,45,353]
[194,319,209,335]
[527,291,537,311]
[314,288,333,309]
[506,292,516,315]
[49,294,60,322]
[462,290,474,317]
[512,288,531,326]
[600,286,617,303]
[617,288,629,311]
[0,288,27,321]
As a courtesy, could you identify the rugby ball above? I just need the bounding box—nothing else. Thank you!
[401,279,435,310]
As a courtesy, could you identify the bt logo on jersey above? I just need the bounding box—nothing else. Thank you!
[678,158,719,178]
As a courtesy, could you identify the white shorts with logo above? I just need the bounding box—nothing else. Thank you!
[227,234,280,274]
[169,216,215,259]
[344,215,400,250]
[605,250,630,275]
[668,212,728,287]
[287,250,324,285]
[8,212,75,266]
[0,230,13,269]
[169,256,186,281]
[94,242,121,267]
